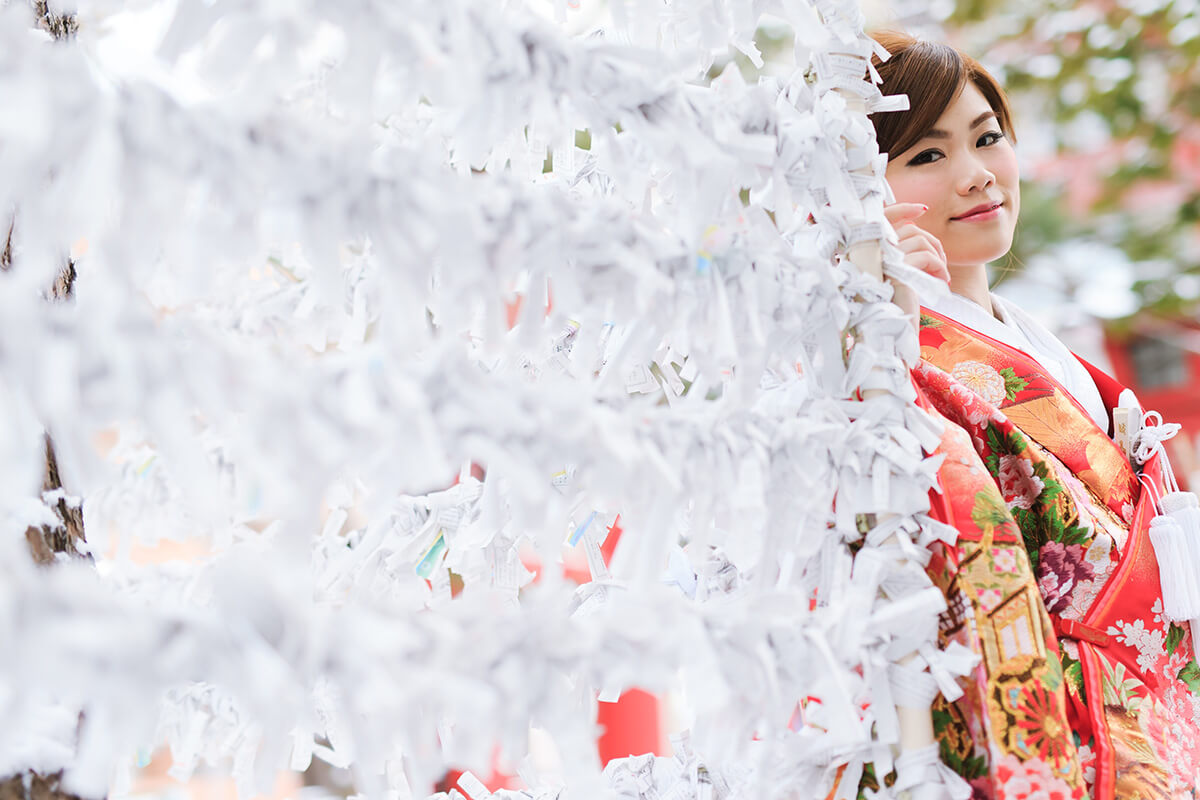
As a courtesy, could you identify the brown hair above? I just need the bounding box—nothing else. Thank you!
[869,31,1016,161]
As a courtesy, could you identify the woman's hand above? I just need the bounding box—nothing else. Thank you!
[883,202,949,324]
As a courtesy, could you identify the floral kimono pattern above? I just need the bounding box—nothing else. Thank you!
[911,308,1200,800]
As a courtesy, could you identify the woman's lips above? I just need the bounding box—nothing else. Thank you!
[952,202,1003,222]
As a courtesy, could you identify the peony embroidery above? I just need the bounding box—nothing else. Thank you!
[951,360,1007,406]
[998,454,1045,510]
[1037,540,1095,614]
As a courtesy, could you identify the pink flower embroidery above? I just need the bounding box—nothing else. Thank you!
[994,753,1085,800]
[977,587,1004,612]
[998,454,1045,510]
[993,547,1019,574]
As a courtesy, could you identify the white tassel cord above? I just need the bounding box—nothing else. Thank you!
[1134,411,1200,661]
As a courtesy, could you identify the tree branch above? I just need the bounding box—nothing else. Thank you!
[32,0,78,39]
[0,773,86,800]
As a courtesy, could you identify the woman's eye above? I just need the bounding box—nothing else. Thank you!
[978,131,1004,147]
[907,149,944,166]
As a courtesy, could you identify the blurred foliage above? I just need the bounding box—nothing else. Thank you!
[688,6,1200,318]
[990,178,1077,283]
[943,0,1200,317]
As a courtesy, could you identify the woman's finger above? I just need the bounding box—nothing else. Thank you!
[898,237,939,257]
[896,228,943,256]
[884,203,928,225]
[903,251,950,283]
[930,231,946,261]
[887,209,949,286]
[897,232,941,255]
[894,224,933,245]
[896,224,946,259]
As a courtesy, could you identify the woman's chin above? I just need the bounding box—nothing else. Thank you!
[947,244,1015,269]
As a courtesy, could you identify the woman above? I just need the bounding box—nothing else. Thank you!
[870,31,1200,800]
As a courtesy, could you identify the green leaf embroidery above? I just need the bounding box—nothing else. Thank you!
[919,313,943,329]
[1062,652,1086,705]
[1178,660,1200,696]
[983,428,1004,477]
[1057,521,1093,546]
[961,754,989,780]
[1102,659,1144,710]
[998,366,1029,402]
[1004,429,1028,454]
[936,731,990,781]
[857,763,893,799]
[1042,649,1066,691]
[1036,472,1064,505]
[1168,623,1188,657]
[970,489,1010,534]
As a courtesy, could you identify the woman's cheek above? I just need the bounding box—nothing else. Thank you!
[892,173,946,211]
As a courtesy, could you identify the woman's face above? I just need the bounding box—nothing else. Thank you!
[884,82,1020,271]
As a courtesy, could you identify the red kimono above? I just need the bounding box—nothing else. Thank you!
[912,307,1200,800]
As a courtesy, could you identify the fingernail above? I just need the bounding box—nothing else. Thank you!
[920,204,928,211]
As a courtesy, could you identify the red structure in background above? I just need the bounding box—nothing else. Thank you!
[1024,125,1200,487]
[596,688,662,762]
[1102,317,1200,488]
[591,521,666,765]
[444,517,665,796]
[443,290,665,796]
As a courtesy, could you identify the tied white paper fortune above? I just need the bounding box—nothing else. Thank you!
[0,0,970,798]
[1135,410,1200,662]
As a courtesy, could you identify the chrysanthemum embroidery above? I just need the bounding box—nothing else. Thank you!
[1106,617,1167,677]
[951,360,1006,406]
[1010,683,1072,765]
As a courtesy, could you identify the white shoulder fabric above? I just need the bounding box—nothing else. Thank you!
[925,292,1111,433]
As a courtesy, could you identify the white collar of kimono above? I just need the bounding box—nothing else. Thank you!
[924,291,1111,433]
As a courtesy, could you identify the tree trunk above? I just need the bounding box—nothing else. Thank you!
[3,8,92,794]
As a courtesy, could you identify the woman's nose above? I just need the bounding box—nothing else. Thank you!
[958,157,995,194]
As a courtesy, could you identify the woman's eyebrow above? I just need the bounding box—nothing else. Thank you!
[919,111,999,141]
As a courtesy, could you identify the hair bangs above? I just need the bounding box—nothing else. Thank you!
[869,32,1016,163]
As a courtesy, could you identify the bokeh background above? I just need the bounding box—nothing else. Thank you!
[895,0,1200,489]
[764,0,1200,486]
[77,1,1200,798]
